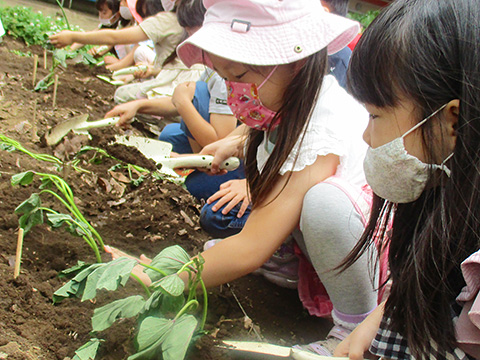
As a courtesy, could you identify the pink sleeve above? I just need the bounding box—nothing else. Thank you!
[455,250,480,358]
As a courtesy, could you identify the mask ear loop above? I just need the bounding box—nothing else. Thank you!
[257,65,278,89]
[402,103,448,138]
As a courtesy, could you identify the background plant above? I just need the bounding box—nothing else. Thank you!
[54,246,208,360]
[348,9,380,29]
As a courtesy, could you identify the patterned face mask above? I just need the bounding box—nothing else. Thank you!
[363,104,453,203]
[225,65,279,131]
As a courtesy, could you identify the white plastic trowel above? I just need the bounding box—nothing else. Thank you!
[114,135,240,177]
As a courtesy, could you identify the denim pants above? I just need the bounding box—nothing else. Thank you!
[199,183,250,238]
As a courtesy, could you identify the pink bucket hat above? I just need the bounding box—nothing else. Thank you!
[177,0,360,67]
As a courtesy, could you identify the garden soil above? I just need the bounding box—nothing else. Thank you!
[0,36,331,360]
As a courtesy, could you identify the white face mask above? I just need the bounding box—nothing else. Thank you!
[161,0,176,11]
[99,13,117,26]
[119,6,133,20]
[363,104,453,203]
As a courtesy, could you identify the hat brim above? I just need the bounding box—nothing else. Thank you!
[178,12,359,67]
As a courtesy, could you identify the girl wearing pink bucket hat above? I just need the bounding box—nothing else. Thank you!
[176,0,387,355]
[107,0,387,356]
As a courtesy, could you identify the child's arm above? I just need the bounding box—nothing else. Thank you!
[199,124,249,174]
[334,302,385,359]
[172,82,237,148]
[105,98,178,127]
[185,153,340,287]
[49,26,148,48]
[105,46,138,71]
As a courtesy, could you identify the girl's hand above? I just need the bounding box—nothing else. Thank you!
[200,135,245,174]
[133,65,155,79]
[172,82,196,109]
[105,102,140,128]
[207,179,250,217]
[104,55,119,66]
[334,303,384,359]
[49,31,75,48]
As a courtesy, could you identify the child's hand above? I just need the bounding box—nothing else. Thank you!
[104,55,119,66]
[334,303,384,359]
[200,135,245,174]
[207,179,250,217]
[105,102,140,128]
[172,82,196,109]
[133,65,155,79]
[49,31,75,48]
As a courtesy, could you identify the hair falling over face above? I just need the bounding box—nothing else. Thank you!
[343,0,480,358]
[244,49,328,208]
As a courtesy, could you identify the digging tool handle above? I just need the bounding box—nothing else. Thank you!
[75,117,120,131]
[159,156,240,171]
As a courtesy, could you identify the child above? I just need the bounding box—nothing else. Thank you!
[333,0,480,359]
[109,0,387,355]
[200,0,354,237]
[70,0,124,55]
[49,0,183,78]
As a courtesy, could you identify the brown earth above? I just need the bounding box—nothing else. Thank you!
[0,36,331,360]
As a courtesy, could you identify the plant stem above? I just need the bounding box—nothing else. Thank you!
[131,274,151,297]
[174,300,199,321]
[138,262,168,277]
[198,279,208,331]
[55,0,71,30]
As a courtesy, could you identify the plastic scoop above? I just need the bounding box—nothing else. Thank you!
[114,135,240,177]
[112,65,148,78]
[45,115,119,146]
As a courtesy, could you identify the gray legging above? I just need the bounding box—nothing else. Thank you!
[296,182,378,318]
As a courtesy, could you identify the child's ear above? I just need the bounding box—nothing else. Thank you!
[444,99,459,152]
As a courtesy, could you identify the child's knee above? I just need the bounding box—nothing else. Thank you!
[200,201,246,238]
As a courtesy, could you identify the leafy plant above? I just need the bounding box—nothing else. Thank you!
[54,246,208,360]
[12,171,104,262]
[0,6,77,46]
[348,10,380,30]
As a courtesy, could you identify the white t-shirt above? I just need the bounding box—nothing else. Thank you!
[199,68,233,116]
[256,75,368,188]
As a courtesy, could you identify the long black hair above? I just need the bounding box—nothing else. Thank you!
[245,50,327,207]
[343,0,480,358]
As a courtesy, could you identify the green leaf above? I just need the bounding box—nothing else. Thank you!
[11,171,35,186]
[143,290,184,315]
[162,315,198,360]
[57,260,89,278]
[145,246,191,282]
[72,338,103,360]
[53,263,103,303]
[82,257,137,301]
[14,193,43,233]
[45,213,92,237]
[0,143,16,152]
[151,274,184,297]
[92,295,145,332]
[128,317,172,360]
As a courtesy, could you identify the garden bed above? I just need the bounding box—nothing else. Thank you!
[0,35,331,359]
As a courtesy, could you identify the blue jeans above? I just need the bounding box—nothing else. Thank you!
[158,123,192,153]
[185,163,245,201]
[200,187,251,238]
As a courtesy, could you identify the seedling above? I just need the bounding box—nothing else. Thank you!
[54,246,208,360]
[12,171,104,262]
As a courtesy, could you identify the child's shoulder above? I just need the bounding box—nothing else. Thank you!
[311,75,368,126]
